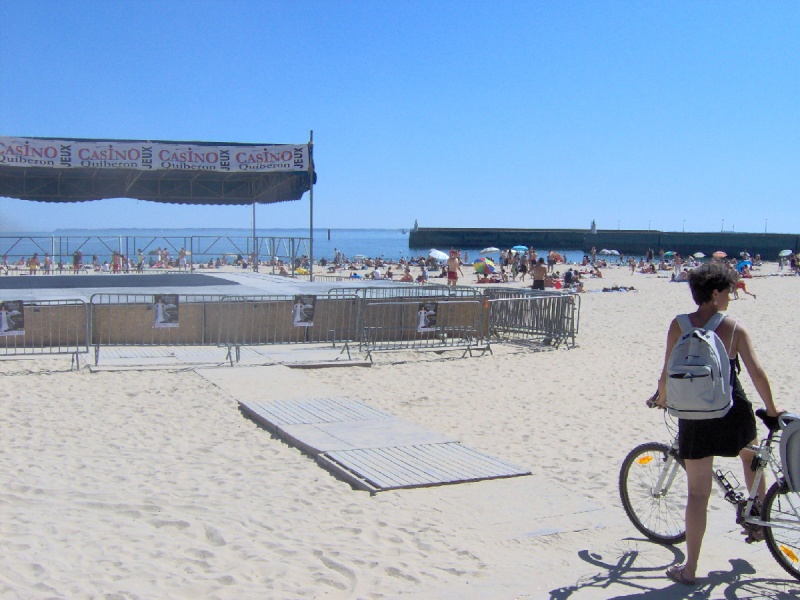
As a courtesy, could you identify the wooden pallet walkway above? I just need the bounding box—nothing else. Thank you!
[240,398,531,492]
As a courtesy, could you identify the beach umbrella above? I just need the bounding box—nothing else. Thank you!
[473,258,495,274]
[479,247,500,255]
[598,249,612,255]
[779,249,793,257]
[609,250,620,256]
[740,251,751,258]
[712,251,727,258]
[663,251,676,257]
[736,260,752,272]
[428,249,449,261]
[693,252,705,258]
[512,245,528,252]
[352,254,368,260]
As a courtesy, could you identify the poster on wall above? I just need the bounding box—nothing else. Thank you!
[416,302,437,332]
[153,294,179,329]
[292,295,316,327]
[0,300,24,336]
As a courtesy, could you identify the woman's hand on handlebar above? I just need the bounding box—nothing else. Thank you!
[646,391,664,409]
[756,407,784,432]
[767,406,785,418]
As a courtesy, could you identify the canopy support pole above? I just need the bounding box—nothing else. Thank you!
[309,130,314,282]
[252,201,258,272]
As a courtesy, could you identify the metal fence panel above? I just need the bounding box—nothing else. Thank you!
[216,293,360,348]
[0,299,89,366]
[485,290,580,348]
[360,298,485,359]
[89,293,230,364]
[328,284,482,301]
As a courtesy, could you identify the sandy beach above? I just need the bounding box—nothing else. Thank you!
[1,261,799,599]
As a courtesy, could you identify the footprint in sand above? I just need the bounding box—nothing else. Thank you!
[149,519,190,530]
[385,565,420,583]
[204,525,226,546]
[313,550,357,591]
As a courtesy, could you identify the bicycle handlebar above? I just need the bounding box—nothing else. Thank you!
[756,408,785,433]
[647,397,787,434]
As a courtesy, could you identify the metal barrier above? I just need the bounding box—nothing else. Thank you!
[484,288,581,348]
[89,293,230,365]
[360,297,488,361]
[215,293,360,362]
[328,284,482,301]
[0,234,310,275]
[4,287,578,369]
[0,299,89,368]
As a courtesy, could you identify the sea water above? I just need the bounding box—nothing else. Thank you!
[0,228,591,264]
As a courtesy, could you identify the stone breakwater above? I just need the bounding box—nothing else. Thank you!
[409,227,800,260]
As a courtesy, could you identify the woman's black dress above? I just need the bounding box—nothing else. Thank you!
[678,359,757,460]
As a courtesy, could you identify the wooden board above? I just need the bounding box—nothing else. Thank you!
[240,398,531,492]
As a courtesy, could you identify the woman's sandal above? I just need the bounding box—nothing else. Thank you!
[666,564,697,585]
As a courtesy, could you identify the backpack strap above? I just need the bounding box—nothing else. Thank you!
[728,318,738,356]
[703,312,725,332]
[676,314,693,333]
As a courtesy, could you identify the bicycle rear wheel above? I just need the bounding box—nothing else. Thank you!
[763,481,800,580]
[619,442,687,543]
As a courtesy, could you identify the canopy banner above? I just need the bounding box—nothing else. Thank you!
[0,137,310,173]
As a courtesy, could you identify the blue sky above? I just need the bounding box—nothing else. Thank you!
[1,1,798,233]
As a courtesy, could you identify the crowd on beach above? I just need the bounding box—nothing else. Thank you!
[317,244,800,293]
[3,244,800,287]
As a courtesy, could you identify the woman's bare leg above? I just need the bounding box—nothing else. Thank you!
[681,457,714,579]
[740,439,766,501]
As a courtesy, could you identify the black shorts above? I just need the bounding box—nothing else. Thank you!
[532,280,545,290]
[678,377,756,459]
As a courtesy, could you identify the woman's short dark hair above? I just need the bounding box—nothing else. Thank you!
[688,262,739,305]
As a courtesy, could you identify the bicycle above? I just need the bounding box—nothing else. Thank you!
[619,395,800,581]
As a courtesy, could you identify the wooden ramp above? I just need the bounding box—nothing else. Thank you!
[240,398,531,493]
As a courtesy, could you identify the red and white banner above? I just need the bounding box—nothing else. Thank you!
[0,137,311,173]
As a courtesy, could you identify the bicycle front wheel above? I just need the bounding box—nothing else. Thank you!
[763,481,800,580]
[619,442,687,544]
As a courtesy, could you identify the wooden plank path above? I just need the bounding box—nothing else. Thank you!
[239,398,531,492]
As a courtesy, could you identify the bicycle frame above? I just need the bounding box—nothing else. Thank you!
[621,407,800,580]
[659,425,800,534]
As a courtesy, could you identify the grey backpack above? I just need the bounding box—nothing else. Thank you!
[665,313,733,420]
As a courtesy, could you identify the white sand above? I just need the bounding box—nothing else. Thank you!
[1,263,799,598]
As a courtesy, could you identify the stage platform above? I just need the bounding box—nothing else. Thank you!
[0,271,392,301]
